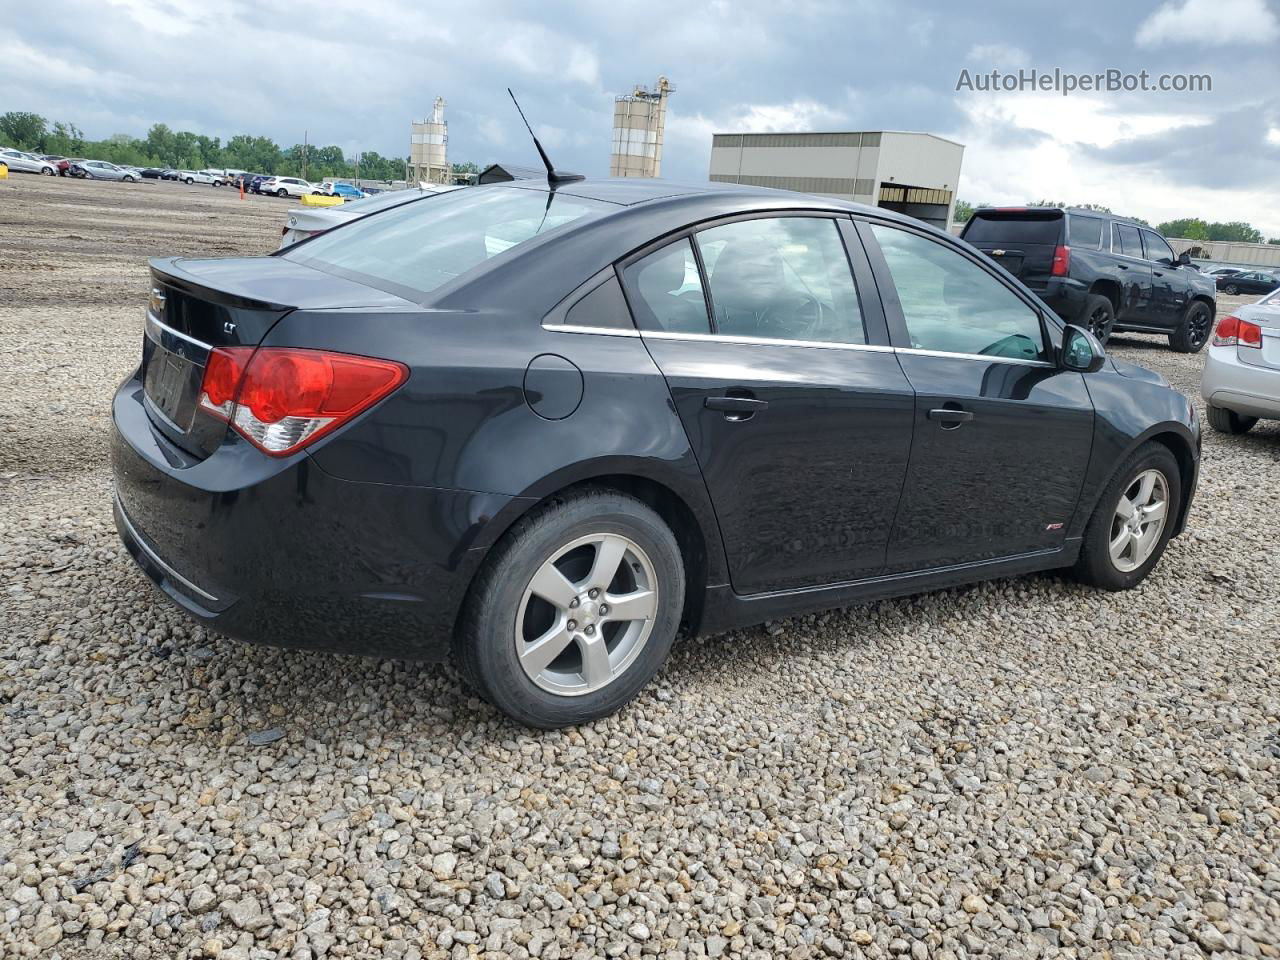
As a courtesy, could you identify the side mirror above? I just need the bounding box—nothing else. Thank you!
[1176,250,1192,267]
[1062,324,1106,373]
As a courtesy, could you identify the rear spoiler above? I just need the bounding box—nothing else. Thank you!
[150,257,295,312]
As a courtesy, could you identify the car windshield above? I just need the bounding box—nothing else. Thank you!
[284,186,611,298]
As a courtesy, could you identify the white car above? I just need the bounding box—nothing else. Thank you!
[263,176,322,199]
[179,170,223,186]
[1201,286,1280,434]
[278,184,461,248]
[0,149,57,175]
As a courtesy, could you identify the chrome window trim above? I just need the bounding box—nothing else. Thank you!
[543,323,640,338]
[641,330,894,352]
[894,346,1053,367]
[115,496,220,603]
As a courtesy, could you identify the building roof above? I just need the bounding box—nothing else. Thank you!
[712,130,965,148]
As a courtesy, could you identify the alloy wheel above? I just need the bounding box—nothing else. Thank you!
[1109,469,1169,573]
[1187,304,1211,348]
[1224,284,1238,295]
[1087,302,1113,342]
[516,533,659,696]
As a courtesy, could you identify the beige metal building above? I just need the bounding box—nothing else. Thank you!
[709,130,964,230]
[408,97,449,185]
[610,77,673,178]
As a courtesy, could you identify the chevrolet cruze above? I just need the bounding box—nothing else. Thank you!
[111,179,1200,727]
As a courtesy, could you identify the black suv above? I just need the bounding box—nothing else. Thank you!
[961,207,1218,352]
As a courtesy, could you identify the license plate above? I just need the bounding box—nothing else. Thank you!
[144,349,196,429]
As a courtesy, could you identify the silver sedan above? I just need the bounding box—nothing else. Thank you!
[0,149,57,175]
[78,161,140,182]
[1201,286,1280,434]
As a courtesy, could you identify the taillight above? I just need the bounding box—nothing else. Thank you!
[1051,245,1071,277]
[198,347,407,456]
[1213,315,1262,348]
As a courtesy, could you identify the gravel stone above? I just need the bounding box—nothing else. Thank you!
[2,174,1279,960]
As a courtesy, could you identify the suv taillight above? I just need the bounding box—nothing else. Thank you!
[1212,315,1262,349]
[198,347,408,456]
[1051,245,1071,277]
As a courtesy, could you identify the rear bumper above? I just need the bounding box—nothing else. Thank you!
[111,375,525,661]
[1201,346,1280,420]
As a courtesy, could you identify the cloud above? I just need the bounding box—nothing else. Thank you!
[966,43,1030,67]
[1135,0,1279,47]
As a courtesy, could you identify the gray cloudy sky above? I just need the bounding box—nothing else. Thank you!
[6,0,1280,234]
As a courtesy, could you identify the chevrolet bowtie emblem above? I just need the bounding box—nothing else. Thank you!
[992,249,1006,256]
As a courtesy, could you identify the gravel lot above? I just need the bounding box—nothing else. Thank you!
[2,174,1278,960]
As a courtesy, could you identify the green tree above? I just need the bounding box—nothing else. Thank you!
[0,111,48,150]
[1157,218,1210,241]
[1206,221,1263,244]
[953,200,975,223]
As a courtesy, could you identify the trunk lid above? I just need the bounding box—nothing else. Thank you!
[141,256,412,459]
[1236,301,1280,370]
[961,210,1065,291]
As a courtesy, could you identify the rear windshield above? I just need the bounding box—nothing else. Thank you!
[285,187,610,298]
[964,212,1063,245]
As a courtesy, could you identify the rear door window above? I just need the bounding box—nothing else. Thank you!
[621,239,710,334]
[1068,216,1104,248]
[1113,223,1143,257]
[963,213,1063,245]
[284,187,610,298]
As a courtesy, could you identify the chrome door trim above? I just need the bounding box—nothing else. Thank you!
[543,323,641,338]
[894,347,1054,367]
[641,330,896,353]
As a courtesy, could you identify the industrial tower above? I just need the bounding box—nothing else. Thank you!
[408,97,449,185]
[610,76,673,178]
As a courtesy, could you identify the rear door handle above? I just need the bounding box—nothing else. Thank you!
[928,407,975,428]
[706,396,768,420]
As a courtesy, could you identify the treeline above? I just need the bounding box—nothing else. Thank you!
[954,199,1275,243]
[0,111,478,183]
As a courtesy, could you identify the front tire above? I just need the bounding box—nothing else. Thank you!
[1207,404,1257,434]
[184,177,194,184]
[1074,442,1181,591]
[456,488,685,728]
[1170,300,1212,353]
[1224,284,1239,295]
[124,175,136,182]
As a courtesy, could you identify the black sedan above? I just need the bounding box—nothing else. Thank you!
[1217,271,1279,296]
[111,180,1200,728]
[140,167,166,179]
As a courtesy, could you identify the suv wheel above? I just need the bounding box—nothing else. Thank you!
[1170,301,1212,353]
[1206,404,1257,435]
[1083,294,1116,345]
[456,488,685,728]
[276,188,288,197]
[184,177,193,184]
[1074,442,1181,591]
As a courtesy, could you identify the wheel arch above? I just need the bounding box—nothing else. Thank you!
[1081,424,1198,541]
[457,463,729,638]
[1088,278,1122,313]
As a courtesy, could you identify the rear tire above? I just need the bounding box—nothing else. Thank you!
[455,488,685,729]
[1082,294,1116,345]
[1074,442,1181,592]
[184,177,193,184]
[276,188,288,197]
[1207,404,1257,435]
[1170,300,1212,353]
[1224,284,1239,295]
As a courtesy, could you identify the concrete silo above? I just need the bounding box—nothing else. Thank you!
[408,97,449,185]
[610,77,672,178]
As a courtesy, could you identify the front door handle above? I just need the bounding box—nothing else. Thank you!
[928,407,974,429]
[706,396,768,420]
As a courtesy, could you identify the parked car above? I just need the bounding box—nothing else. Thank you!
[140,167,166,179]
[248,175,275,194]
[320,181,366,201]
[0,149,57,175]
[264,176,321,198]
[1216,271,1279,296]
[961,207,1218,352]
[112,180,1201,728]
[278,184,459,248]
[1205,267,1243,278]
[160,169,180,181]
[55,157,85,176]
[176,170,220,186]
[1201,286,1280,434]
[228,172,261,190]
[78,160,140,182]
